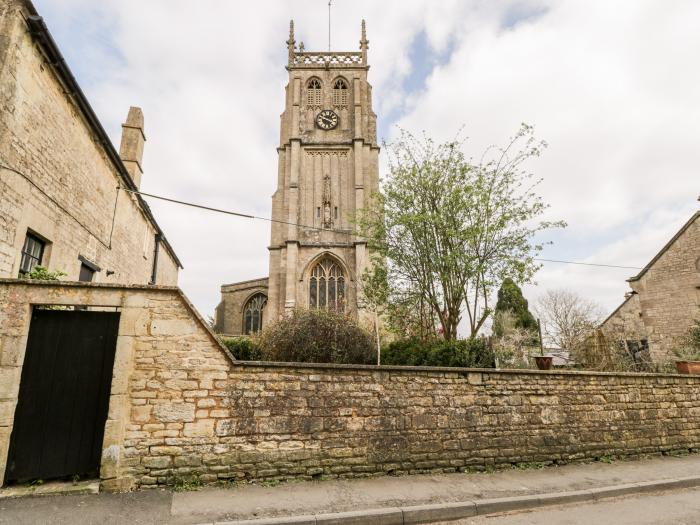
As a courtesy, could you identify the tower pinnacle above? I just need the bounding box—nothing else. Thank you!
[287,20,295,65]
[360,19,369,64]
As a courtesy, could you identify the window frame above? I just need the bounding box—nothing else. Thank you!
[19,232,46,275]
[331,78,349,107]
[309,257,345,312]
[243,293,267,335]
[306,78,323,107]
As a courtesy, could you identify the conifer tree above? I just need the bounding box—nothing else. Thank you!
[493,278,538,338]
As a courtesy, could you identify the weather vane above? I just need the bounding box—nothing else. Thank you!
[328,0,332,52]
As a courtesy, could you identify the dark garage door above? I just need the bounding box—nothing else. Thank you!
[4,309,120,483]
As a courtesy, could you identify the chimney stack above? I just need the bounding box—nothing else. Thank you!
[119,106,146,188]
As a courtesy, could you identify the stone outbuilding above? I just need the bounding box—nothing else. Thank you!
[601,206,700,362]
[0,0,181,285]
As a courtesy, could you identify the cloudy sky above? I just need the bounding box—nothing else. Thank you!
[33,0,699,329]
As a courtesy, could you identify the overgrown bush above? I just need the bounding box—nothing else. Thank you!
[381,337,494,368]
[256,308,376,365]
[220,337,262,361]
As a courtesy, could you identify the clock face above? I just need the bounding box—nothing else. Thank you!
[315,109,339,130]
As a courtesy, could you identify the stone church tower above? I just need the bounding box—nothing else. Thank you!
[214,20,379,335]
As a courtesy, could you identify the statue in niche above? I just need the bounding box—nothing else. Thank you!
[322,174,332,229]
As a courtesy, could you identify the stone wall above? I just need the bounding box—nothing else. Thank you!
[628,212,700,360]
[0,0,179,285]
[604,211,700,362]
[124,363,700,487]
[0,279,223,490]
[2,280,700,492]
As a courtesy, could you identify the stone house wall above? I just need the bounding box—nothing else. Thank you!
[2,280,700,492]
[0,0,180,285]
[628,212,700,360]
[604,211,700,362]
[214,277,268,335]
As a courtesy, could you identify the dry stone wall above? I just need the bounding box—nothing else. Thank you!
[2,281,700,491]
[126,360,700,488]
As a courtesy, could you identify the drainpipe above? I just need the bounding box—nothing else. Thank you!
[150,234,161,285]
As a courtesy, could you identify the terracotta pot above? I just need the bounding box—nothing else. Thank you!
[675,360,700,375]
[534,356,554,371]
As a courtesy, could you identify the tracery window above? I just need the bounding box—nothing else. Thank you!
[243,293,267,334]
[332,78,348,106]
[309,257,345,311]
[307,78,322,106]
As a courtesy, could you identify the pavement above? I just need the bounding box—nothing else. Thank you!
[1,453,699,525]
[439,486,700,524]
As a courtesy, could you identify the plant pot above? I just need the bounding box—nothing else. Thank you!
[675,360,700,375]
[534,356,553,370]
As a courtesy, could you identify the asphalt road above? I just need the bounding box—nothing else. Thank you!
[444,487,700,525]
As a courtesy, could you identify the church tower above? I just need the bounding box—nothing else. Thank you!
[266,20,379,324]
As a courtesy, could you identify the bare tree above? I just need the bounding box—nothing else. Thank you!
[492,310,537,368]
[535,289,603,356]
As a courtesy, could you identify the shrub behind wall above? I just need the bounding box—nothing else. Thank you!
[256,308,377,365]
[382,337,494,368]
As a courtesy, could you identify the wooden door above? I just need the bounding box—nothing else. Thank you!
[4,309,120,483]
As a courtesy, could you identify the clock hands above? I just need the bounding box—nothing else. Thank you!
[316,110,338,129]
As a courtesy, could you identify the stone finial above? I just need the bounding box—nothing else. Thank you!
[360,19,368,64]
[119,106,146,189]
[287,20,296,65]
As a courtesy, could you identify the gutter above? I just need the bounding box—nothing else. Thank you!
[24,14,183,270]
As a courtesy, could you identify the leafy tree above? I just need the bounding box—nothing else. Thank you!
[493,278,538,338]
[357,124,564,340]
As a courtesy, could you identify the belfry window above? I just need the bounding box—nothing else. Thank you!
[309,257,345,311]
[243,293,267,334]
[332,78,348,106]
[307,78,322,106]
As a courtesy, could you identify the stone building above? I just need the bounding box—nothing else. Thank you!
[0,0,181,285]
[601,205,700,362]
[215,20,379,335]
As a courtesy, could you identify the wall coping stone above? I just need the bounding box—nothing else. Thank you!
[234,360,700,380]
[0,278,235,362]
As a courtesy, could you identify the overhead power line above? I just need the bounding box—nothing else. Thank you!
[533,258,642,270]
[126,187,646,272]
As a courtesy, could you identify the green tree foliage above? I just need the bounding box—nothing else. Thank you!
[381,337,494,368]
[493,278,538,338]
[357,124,564,340]
[255,308,376,365]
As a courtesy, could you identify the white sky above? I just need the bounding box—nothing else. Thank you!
[33,0,700,330]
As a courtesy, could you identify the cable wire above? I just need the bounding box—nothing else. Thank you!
[126,187,649,272]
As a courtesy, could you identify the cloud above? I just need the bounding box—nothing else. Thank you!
[32,0,700,324]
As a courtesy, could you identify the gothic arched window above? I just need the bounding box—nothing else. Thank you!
[332,78,348,106]
[243,293,267,334]
[307,78,322,106]
[309,257,345,311]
